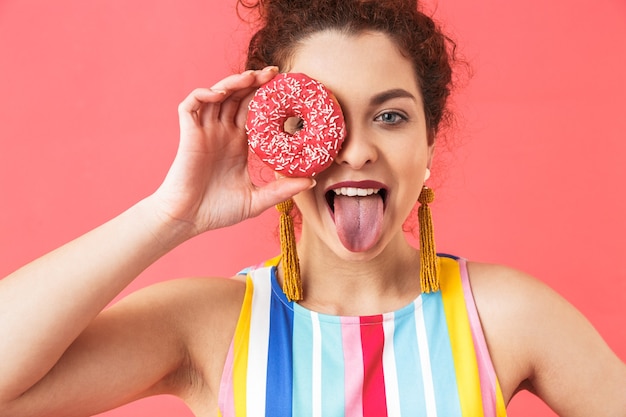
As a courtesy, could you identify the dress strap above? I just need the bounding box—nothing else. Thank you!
[457,258,507,417]
[438,255,486,416]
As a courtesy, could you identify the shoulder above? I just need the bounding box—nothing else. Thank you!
[112,275,247,403]
[111,274,247,358]
[462,262,541,395]
[462,261,560,402]
[117,275,247,324]
[465,261,562,329]
[463,261,552,351]
[465,261,626,414]
[139,275,247,350]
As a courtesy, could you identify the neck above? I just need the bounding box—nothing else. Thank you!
[284,231,422,316]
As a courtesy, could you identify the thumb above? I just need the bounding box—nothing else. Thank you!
[249,177,316,217]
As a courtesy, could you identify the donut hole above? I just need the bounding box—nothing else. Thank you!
[283,117,305,135]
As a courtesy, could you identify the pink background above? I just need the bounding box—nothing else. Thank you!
[1,1,625,416]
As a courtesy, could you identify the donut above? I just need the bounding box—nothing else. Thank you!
[246,72,346,177]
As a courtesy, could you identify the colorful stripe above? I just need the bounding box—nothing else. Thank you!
[394,301,428,416]
[422,289,463,416]
[291,302,314,416]
[341,316,364,416]
[218,255,507,417]
[458,258,507,417]
[414,297,438,416]
[264,282,294,417]
[360,315,388,417]
[440,256,485,416]
[382,313,401,417]
[246,271,271,414]
[319,314,345,415]
[232,275,254,417]
[311,312,322,417]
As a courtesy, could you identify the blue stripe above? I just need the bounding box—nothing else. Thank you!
[394,300,428,416]
[319,315,345,414]
[265,268,294,417]
[422,292,463,416]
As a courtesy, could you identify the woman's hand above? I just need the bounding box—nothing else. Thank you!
[152,67,314,242]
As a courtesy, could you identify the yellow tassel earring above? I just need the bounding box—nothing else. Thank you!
[418,186,440,293]
[276,199,303,301]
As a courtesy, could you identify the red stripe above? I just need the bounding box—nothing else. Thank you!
[360,316,388,417]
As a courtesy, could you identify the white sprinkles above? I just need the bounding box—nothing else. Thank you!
[246,73,346,177]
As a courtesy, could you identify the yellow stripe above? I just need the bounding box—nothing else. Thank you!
[232,275,255,417]
[264,254,281,267]
[496,378,507,416]
[439,256,485,416]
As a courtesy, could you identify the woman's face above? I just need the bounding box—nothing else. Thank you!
[288,30,433,260]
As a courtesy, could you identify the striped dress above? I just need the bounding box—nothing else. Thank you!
[218,254,507,416]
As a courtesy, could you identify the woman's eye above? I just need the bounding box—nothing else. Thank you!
[375,111,407,125]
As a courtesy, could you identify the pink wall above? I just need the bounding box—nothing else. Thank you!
[1,1,624,416]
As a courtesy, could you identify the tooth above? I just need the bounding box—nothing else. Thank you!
[332,187,383,197]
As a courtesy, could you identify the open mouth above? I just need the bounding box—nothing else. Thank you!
[324,183,388,252]
[325,187,388,213]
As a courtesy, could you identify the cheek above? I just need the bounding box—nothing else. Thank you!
[398,151,429,178]
[395,154,429,201]
[292,189,322,217]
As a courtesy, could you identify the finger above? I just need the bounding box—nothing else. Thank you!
[234,89,257,130]
[220,67,280,125]
[178,88,228,114]
[178,88,228,131]
[178,72,257,128]
[209,70,255,92]
[178,88,226,120]
[196,71,257,126]
[249,177,316,217]
[185,68,279,127]
[217,92,245,126]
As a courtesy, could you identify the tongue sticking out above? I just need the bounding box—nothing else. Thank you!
[333,194,384,252]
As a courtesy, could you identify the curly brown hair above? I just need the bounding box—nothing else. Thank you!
[237,0,459,144]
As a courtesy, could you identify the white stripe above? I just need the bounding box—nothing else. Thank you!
[415,300,438,417]
[382,313,402,417]
[311,312,322,417]
[246,269,271,415]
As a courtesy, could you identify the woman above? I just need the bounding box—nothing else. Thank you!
[0,0,624,416]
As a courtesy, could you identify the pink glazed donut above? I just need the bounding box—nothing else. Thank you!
[246,73,346,177]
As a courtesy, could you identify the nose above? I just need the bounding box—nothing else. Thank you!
[333,124,378,170]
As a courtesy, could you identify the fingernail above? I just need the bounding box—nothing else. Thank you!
[210,88,227,95]
[262,65,279,72]
[243,69,255,76]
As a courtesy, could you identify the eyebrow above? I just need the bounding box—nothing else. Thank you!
[369,88,417,106]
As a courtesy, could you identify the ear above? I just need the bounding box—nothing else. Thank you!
[423,144,435,183]
[426,143,436,169]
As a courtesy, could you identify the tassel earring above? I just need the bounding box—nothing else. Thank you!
[418,186,440,293]
[276,199,303,301]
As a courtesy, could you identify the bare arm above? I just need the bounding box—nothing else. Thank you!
[0,199,182,408]
[470,263,626,416]
[0,274,245,417]
[0,67,313,416]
